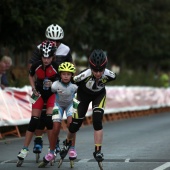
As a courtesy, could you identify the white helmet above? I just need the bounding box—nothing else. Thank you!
[45,24,64,40]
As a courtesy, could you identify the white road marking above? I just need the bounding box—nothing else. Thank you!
[153,162,170,170]
[0,160,11,164]
[78,159,91,162]
[125,158,130,162]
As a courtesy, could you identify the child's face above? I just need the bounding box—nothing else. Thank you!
[60,72,72,83]
[91,69,105,79]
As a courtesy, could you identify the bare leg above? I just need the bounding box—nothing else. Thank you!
[93,129,104,164]
[35,129,44,137]
[50,122,61,151]
[94,129,103,146]
[23,131,34,147]
[24,108,41,147]
[67,132,75,141]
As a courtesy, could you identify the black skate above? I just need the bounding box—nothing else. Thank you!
[93,151,104,170]
[55,139,60,155]
[16,157,24,167]
[58,139,72,168]
[33,137,43,163]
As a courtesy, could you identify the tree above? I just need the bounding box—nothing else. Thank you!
[0,0,68,52]
[1,0,170,71]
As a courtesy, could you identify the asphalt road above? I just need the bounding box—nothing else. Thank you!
[1,111,170,170]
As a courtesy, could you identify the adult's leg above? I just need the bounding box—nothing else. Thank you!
[17,96,44,161]
[24,109,42,147]
[33,109,46,153]
[34,105,47,138]
[45,94,56,149]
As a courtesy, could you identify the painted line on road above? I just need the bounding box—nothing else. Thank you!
[125,158,130,162]
[153,162,170,170]
[0,160,11,164]
[78,159,91,162]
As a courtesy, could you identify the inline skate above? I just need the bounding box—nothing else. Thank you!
[58,139,72,168]
[49,139,60,165]
[16,148,29,167]
[93,151,104,170]
[33,137,43,163]
[38,153,55,168]
[68,148,77,168]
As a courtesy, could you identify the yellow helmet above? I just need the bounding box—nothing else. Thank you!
[58,62,76,74]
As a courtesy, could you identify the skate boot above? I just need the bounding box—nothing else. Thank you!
[55,139,60,155]
[33,137,43,163]
[69,148,77,168]
[93,151,104,170]
[38,153,55,168]
[47,147,56,166]
[33,137,43,153]
[58,139,72,168]
[16,148,29,167]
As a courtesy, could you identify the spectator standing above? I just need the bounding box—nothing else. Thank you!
[0,56,12,89]
[0,61,7,89]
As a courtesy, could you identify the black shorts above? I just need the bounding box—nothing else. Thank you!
[76,88,106,118]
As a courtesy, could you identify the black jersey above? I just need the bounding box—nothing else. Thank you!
[29,43,72,68]
[73,68,116,95]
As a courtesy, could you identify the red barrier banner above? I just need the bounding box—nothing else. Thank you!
[86,86,170,116]
[1,86,170,126]
[0,86,32,126]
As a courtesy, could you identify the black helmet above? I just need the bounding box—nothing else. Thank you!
[89,49,107,71]
[40,40,56,58]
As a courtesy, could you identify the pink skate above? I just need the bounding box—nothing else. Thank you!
[69,148,77,168]
[38,153,55,167]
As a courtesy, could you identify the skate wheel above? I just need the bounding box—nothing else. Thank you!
[70,160,74,168]
[98,162,103,170]
[36,153,40,163]
[58,159,63,168]
[38,161,47,168]
[16,160,23,167]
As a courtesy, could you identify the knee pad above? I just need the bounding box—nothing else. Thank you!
[36,112,46,130]
[69,118,83,133]
[36,120,46,130]
[92,107,104,131]
[45,114,53,130]
[28,116,40,132]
